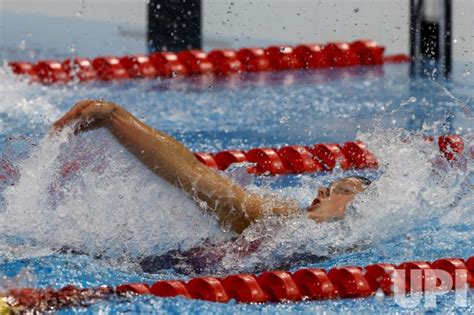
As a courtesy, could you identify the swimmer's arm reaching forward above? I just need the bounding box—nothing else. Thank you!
[53,100,302,233]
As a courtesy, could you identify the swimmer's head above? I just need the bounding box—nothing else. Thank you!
[307,176,371,222]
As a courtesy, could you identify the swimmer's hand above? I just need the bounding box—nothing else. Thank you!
[53,99,118,133]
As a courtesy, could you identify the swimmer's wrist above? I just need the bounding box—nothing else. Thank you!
[107,103,127,122]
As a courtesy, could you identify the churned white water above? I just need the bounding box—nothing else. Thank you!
[0,65,472,274]
[224,130,473,272]
[0,128,230,259]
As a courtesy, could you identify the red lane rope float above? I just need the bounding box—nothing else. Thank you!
[115,256,474,303]
[364,263,396,294]
[0,135,463,184]
[177,50,214,75]
[351,40,385,65]
[150,280,191,299]
[92,56,129,81]
[257,271,302,302]
[207,49,243,75]
[246,148,286,175]
[236,48,272,72]
[383,54,411,64]
[340,141,379,169]
[213,150,248,171]
[293,44,331,69]
[323,42,360,67]
[8,40,390,84]
[193,135,465,175]
[149,52,189,78]
[63,58,97,82]
[265,46,304,71]
[277,146,324,173]
[5,256,474,312]
[292,268,339,299]
[115,283,150,295]
[309,143,350,171]
[438,134,464,161]
[221,274,268,303]
[186,277,230,302]
[119,55,157,79]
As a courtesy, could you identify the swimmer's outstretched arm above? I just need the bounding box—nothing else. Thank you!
[53,100,300,233]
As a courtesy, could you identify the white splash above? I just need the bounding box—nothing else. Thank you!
[226,129,473,272]
[0,65,61,128]
[0,128,230,260]
[0,65,471,274]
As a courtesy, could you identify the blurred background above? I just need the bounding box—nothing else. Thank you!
[1,0,472,62]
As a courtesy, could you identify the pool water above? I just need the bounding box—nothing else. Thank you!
[0,61,473,313]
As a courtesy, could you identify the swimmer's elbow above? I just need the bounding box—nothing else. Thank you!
[229,219,251,234]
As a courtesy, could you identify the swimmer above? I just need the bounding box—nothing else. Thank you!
[53,100,371,234]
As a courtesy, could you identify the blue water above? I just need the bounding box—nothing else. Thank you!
[0,61,473,313]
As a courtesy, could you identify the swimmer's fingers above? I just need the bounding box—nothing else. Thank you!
[78,100,116,121]
[53,100,117,133]
[53,100,97,131]
[73,119,109,134]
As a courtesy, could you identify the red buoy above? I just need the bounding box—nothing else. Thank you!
[293,44,331,69]
[149,52,188,78]
[340,141,378,169]
[350,40,385,65]
[186,277,229,302]
[323,43,360,67]
[63,58,97,82]
[213,150,248,170]
[309,143,350,171]
[246,148,286,175]
[438,135,464,161]
[327,266,373,297]
[9,61,36,76]
[264,46,304,70]
[364,263,396,294]
[92,57,129,81]
[116,283,150,295]
[383,54,411,64]
[34,60,71,84]
[397,261,433,292]
[150,280,191,298]
[236,48,272,72]
[292,268,339,299]
[431,258,473,289]
[466,257,474,287]
[257,271,301,302]
[207,49,242,75]
[222,274,268,303]
[177,50,214,75]
[119,55,157,78]
[194,152,219,169]
[277,146,323,173]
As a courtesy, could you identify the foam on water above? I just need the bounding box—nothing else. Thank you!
[216,129,473,273]
[0,67,60,137]
[0,128,230,262]
[0,65,472,277]
[0,125,471,274]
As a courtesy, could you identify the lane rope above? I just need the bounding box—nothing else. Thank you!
[0,136,469,311]
[7,40,408,85]
[0,135,465,183]
[194,135,465,175]
[3,256,474,311]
